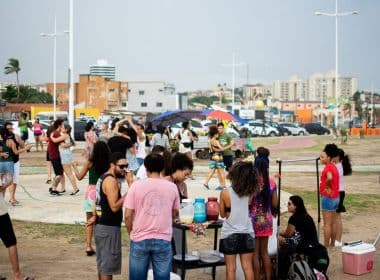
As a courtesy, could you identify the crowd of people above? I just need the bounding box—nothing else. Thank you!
[0,114,352,280]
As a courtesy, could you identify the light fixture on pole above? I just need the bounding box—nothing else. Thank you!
[315,0,358,128]
[40,15,68,120]
[222,52,245,113]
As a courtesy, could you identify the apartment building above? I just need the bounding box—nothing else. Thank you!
[89,59,116,80]
[127,81,183,113]
[273,71,357,102]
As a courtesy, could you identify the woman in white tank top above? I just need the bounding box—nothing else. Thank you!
[177,121,193,158]
[219,161,260,280]
[135,124,146,167]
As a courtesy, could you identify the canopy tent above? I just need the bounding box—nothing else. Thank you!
[151,110,203,128]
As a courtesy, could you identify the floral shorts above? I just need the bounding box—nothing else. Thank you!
[83,184,96,212]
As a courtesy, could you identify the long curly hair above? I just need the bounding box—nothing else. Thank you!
[227,161,259,197]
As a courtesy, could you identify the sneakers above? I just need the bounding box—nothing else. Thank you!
[215,186,225,191]
[335,240,343,247]
[203,184,210,190]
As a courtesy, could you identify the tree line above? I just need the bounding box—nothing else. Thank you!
[2,58,53,103]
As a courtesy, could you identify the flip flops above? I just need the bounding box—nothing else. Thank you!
[70,189,80,196]
[9,200,20,206]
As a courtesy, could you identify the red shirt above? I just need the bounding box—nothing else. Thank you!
[320,163,339,198]
[47,130,62,160]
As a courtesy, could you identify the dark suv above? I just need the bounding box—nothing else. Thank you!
[303,123,330,135]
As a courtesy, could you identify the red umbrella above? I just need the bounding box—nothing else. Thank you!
[206,110,237,121]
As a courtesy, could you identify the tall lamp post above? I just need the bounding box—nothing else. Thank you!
[68,0,74,130]
[315,0,358,128]
[40,15,68,120]
[222,52,245,113]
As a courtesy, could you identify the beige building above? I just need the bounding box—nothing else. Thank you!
[273,71,357,102]
[75,74,128,113]
[243,83,272,108]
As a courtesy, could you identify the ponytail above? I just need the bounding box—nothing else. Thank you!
[342,155,352,176]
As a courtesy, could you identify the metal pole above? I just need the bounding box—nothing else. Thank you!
[335,0,339,128]
[232,52,235,113]
[53,15,57,120]
[278,157,318,163]
[276,159,282,279]
[371,84,374,126]
[316,157,321,240]
[69,0,75,130]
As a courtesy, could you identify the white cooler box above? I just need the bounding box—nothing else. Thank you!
[342,242,376,275]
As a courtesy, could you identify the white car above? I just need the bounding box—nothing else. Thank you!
[242,122,279,137]
[279,122,308,136]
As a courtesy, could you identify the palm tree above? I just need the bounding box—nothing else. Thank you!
[4,58,21,101]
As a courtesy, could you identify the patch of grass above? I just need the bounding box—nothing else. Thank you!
[252,138,280,147]
[12,220,131,245]
[283,188,380,212]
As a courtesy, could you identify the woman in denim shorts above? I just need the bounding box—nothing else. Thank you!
[203,125,226,191]
[319,144,340,247]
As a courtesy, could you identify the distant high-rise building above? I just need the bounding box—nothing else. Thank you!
[272,71,357,102]
[89,59,116,80]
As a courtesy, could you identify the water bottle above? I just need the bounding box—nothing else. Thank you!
[193,198,206,223]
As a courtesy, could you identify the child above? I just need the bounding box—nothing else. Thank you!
[333,148,352,247]
[219,161,260,280]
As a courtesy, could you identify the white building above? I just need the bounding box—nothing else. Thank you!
[89,59,116,80]
[272,71,357,102]
[127,81,185,113]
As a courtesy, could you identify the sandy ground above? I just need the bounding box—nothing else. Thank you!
[1,135,380,279]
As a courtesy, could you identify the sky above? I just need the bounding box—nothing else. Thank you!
[0,0,379,92]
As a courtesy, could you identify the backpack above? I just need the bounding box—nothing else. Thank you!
[287,256,317,280]
[303,243,329,274]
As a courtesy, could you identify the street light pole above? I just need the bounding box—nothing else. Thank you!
[315,0,358,128]
[222,52,245,113]
[68,0,74,130]
[40,15,68,120]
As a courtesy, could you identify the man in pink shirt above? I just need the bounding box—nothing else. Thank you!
[125,153,180,280]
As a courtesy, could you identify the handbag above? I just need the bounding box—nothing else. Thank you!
[211,152,222,161]
[182,142,192,148]
[285,231,302,248]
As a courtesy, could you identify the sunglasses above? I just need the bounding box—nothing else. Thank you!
[117,164,128,169]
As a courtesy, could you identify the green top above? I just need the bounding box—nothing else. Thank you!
[19,118,28,133]
[0,142,13,162]
[89,166,100,185]
[218,133,233,156]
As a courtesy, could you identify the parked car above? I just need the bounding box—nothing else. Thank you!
[267,121,291,136]
[73,120,101,141]
[77,115,97,127]
[242,122,279,137]
[302,123,330,135]
[279,122,308,136]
